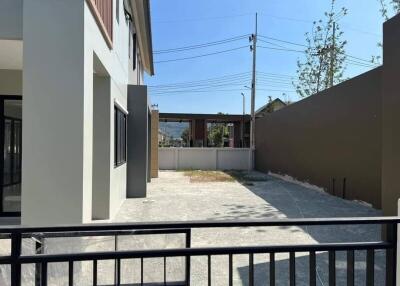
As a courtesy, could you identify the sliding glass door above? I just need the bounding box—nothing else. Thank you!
[0,97,22,216]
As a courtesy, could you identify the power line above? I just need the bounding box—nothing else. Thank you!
[341,23,382,38]
[258,35,308,48]
[148,72,252,88]
[257,45,305,54]
[257,39,291,49]
[150,81,253,91]
[152,11,381,39]
[154,35,249,54]
[150,87,297,95]
[345,59,377,68]
[150,89,251,94]
[258,34,377,65]
[149,75,251,88]
[258,12,313,24]
[257,71,297,78]
[257,45,378,68]
[149,71,296,93]
[154,46,249,63]
[152,12,253,24]
[150,81,296,93]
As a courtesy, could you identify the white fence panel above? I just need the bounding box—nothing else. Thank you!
[178,148,217,170]
[159,148,177,169]
[217,148,250,170]
[159,148,251,170]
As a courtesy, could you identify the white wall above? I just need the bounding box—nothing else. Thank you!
[0,70,22,95]
[22,0,86,225]
[159,148,251,171]
[22,0,139,225]
[84,0,136,221]
[0,0,22,40]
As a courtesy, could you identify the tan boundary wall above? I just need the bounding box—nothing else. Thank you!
[255,68,383,209]
[150,110,159,178]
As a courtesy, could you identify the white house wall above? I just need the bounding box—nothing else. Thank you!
[22,0,141,225]
[0,70,22,95]
[84,0,136,221]
[22,0,86,225]
[0,0,22,40]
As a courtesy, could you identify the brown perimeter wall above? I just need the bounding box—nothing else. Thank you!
[255,67,383,209]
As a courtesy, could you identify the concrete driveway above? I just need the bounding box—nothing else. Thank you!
[113,171,383,286]
[0,171,385,285]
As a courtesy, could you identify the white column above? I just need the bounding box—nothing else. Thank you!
[22,0,91,225]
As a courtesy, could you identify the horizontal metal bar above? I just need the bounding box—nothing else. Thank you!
[0,256,13,264]
[22,228,190,239]
[16,242,391,264]
[0,217,398,234]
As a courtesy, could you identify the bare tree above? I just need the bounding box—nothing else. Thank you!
[379,0,400,20]
[295,0,348,97]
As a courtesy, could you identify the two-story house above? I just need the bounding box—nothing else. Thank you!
[0,0,154,225]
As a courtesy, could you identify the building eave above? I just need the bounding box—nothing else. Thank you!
[130,0,154,76]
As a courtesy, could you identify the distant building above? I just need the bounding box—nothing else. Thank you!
[159,113,251,148]
[256,98,287,118]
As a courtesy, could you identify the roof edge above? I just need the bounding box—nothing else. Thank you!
[130,0,154,76]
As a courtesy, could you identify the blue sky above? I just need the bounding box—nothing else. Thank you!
[146,0,388,114]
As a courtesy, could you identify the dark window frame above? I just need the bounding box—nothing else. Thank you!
[132,33,137,70]
[128,21,131,59]
[0,95,22,217]
[114,106,127,167]
[116,0,120,24]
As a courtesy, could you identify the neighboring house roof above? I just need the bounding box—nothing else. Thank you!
[128,0,154,75]
[256,98,287,117]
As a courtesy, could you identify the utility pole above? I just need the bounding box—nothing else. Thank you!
[241,93,245,148]
[249,13,257,170]
[329,21,336,88]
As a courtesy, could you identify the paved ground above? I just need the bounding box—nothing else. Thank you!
[113,171,383,286]
[0,171,384,285]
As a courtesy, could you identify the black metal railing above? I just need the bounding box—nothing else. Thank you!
[0,217,398,285]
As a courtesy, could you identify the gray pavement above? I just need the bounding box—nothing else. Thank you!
[0,171,384,285]
[114,171,383,286]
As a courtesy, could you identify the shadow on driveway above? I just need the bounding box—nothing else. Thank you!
[211,172,385,285]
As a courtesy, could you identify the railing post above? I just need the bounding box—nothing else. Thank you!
[386,222,398,286]
[11,232,22,286]
[114,234,120,286]
[185,229,191,286]
[35,237,43,286]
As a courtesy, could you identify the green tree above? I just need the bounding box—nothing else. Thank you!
[181,127,190,146]
[208,123,228,147]
[295,0,348,97]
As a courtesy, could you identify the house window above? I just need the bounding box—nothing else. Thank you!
[128,22,131,58]
[116,0,120,24]
[132,33,137,70]
[114,106,127,167]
